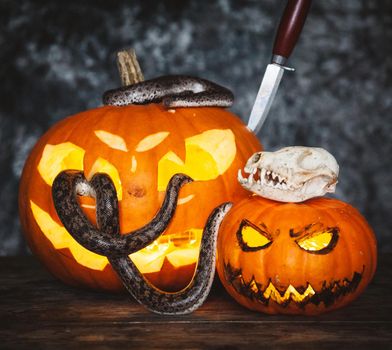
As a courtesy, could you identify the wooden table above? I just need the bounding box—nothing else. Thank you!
[1,255,391,349]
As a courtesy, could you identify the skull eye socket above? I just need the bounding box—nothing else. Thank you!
[251,153,261,163]
[295,228,339,254]
[237,220,272,252]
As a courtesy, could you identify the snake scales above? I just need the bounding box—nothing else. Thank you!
[102,75,234,108]
[52,171,231,314]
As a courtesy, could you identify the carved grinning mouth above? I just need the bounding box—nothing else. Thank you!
[238,168,289,190]
[224,262,364,308]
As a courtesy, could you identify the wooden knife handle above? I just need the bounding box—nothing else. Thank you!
[272,0,312,65]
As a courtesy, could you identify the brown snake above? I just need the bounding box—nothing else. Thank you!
[52,171,231,314]
[102,75,234,108]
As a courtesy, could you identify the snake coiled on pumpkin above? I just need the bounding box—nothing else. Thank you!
[102,75,234,108]
[52,171,231,314]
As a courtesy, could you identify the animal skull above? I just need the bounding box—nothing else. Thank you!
[238,146,339,202]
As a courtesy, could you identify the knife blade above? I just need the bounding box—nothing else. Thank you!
[247,0,312,134]
[247,64,284,134]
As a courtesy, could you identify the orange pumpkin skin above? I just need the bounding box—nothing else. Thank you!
[19,104,262,292]
[216,196,377,315]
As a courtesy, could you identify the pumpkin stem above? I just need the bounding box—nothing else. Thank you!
[116,48,144,86]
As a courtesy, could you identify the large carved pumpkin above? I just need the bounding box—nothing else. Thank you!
[216,196,377,315]
[19,104,261,292]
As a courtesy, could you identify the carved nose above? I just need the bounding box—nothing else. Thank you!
[264,234,304,288]
[127,184,146,198]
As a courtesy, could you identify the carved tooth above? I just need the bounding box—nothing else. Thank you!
[248,173,254,185]
[252,168,257,175]
[261,168,266,178]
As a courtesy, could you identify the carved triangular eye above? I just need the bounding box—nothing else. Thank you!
[295,227,339,254]
[237,220,272,252]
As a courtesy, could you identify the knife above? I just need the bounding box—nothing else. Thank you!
[247,0,312,134]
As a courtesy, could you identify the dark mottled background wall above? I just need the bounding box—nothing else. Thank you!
[1,0,391,254]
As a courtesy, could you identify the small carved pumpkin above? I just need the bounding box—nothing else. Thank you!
[216,196,377,315]
[19,103,261,292]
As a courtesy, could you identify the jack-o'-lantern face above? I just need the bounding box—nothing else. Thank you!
[19,104,262,292]
[216,196,377,315]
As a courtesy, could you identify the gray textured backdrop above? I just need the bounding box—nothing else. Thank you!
[1,0,391,254]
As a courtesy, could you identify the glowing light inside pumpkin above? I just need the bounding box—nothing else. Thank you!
[157,129,236,191]
[177,194,195,205]
[94,130,128,152]
[87,157,123,201]
[241,224,271,248]
[296,231,334,251]
[130,229,202,273]
[187,129,236,174]
[30,200,108,270]
[135,131,170,152]
[263,282,316,304]
[131,155,137,173]
[80,203,96,210]
[34,141,204,274]
[31,200,202,273]
[38,143,85,186]
[239,275,316,304]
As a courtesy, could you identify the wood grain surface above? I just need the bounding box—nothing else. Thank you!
[1,255,391,349]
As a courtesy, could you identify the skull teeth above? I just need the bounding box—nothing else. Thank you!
[267,170,287,187]
[261,168,266,179]
[240,147,339,201]
[239,167,290,189]
[238,169,246,183]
